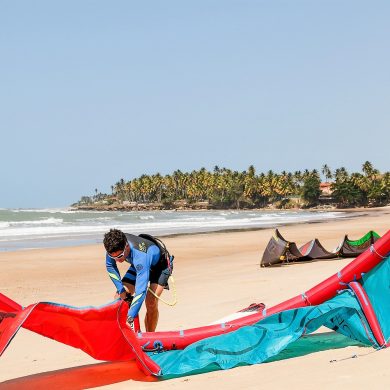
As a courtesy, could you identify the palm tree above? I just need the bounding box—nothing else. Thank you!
[302,169,310,180]
[380,173,390,204]
[362,161,374,177]
[334,167,348,182]
[248,165,256,177]
[362,161,380,181]
[321,164,332,182]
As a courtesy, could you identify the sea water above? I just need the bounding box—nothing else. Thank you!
[0,208,345,251]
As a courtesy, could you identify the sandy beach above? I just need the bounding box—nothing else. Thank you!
[0,208,389,389]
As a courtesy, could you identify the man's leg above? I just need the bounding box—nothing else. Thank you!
[144,283,164,332]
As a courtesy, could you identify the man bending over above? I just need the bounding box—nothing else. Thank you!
[103,229,172,332]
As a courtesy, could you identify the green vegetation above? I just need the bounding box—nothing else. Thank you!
[73,161,390,210]
[301,174,321,206]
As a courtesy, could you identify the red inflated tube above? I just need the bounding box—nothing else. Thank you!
[304,274,346,306]
[265,295,307,315]
[133,315,141,332]
[349,281,386,347]
[304,230,390,307]
[0,293,23,313]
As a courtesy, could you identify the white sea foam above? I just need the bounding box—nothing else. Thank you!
[9,208,105,214]
[75,217,114,222]
[0,209,346,250]
[8,218,64,226]
[10,208,66,213]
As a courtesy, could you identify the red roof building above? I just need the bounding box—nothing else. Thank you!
[320,182,333,195]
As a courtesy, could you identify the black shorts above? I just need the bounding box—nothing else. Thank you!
[122,260,171,288]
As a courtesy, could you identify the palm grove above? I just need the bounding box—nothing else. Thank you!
[76,162,390,209]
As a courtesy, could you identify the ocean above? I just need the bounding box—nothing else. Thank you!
[0,208,346,251]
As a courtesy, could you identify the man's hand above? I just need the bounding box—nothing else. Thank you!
[123,292,133,305]
[119,291,128,300]
[119,291,133,305]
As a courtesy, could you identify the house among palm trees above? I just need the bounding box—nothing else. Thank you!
[318,182,335,205]
[320,182,333,195]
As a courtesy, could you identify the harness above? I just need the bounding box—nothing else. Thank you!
[138,233,174,272]
[125,233,177,306]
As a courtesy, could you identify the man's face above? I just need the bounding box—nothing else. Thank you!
[108,242,130,263]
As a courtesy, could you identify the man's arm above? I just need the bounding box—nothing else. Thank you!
[128,254,152,318]
[105,255,126,294]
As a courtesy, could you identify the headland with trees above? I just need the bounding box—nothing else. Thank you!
[72,161,390,211]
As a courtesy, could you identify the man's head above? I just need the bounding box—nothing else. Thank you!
[104,229,129,262]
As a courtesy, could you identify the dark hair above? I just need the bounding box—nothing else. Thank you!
[103,229,127,253]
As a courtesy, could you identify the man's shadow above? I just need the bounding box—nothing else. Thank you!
[0,360,157,390]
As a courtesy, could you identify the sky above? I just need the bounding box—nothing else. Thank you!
[1,1,389,208]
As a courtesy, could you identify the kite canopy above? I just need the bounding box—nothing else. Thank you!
[150,289,375,377]
[260,229,304,267]
[261,230,381,267]
[299,238,336,259]
[336,231,380,257]
[0,297,161,376]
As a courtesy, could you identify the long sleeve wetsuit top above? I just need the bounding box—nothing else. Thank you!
[105,235,161,318]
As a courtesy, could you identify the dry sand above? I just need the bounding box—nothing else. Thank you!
[0,208,389,389]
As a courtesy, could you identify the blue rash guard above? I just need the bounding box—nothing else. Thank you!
[106,237,161,318]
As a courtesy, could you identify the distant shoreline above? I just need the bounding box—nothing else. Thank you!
[69,204,390,213]
[71,203,390,213]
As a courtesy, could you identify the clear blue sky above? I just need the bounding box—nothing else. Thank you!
[1,1,389,208]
